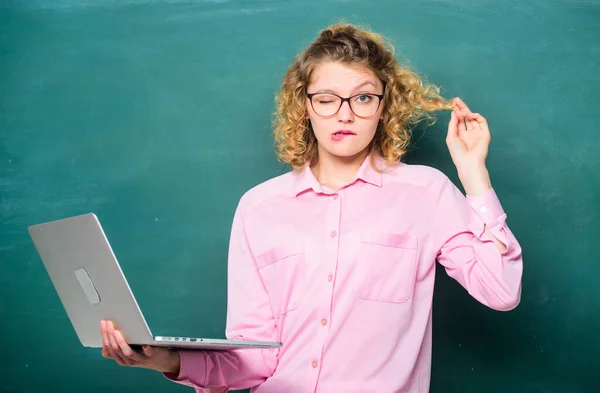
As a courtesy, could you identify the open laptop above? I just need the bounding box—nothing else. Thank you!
[28,213,282,351]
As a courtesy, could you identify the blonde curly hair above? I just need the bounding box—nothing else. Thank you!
[273,22,455,170]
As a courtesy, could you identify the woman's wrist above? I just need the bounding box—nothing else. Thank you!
[165,349,181,374]
[457,166,492,196]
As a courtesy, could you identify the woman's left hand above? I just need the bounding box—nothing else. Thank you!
[446,97,493,196]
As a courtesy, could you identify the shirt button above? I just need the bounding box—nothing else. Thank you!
[327,274,333,282]
[480,206,488,213]
[321,319,328,326]
[312,360,318,368]
[333,194,339,200]
[330,230,337,238]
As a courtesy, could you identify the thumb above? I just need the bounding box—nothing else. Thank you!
[447,111,459,141]
[142,345,154,357]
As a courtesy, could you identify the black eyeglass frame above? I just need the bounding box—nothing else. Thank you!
[306,87,386,118]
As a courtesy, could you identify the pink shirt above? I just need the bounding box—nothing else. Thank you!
[165,154,523,393]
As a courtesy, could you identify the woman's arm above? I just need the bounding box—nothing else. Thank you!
[433,98,523,310]
[433,179,523,311]
[164,203,280,391]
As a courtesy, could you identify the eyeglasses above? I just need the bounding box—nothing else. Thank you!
[306,90,385,118]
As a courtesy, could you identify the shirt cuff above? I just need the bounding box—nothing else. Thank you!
[162,349,207,387]
[466,188,508,238]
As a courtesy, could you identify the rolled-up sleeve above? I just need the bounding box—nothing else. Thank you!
[433,179,523,311]
[163,202,280,391]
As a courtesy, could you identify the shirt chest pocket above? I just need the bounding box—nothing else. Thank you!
[255,241,305,318]
[354,232,419,303]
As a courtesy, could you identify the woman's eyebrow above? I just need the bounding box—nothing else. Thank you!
[315,81,379,94]
[352,81,378,91]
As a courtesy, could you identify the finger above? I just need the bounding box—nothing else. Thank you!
[472,113,488,125]
[454,110,479,119]
[469,118,479,132]
[109,323,136,365]
[447,111,459,140]
[114,329,138,360]
[110,347,128,366]
[470,113,488,132]
[454,97,472,113]
[452,97,460,111]
[101,320,112,357]
[107,321,120,351]
[108,326,134,366]
[454,111,487,123]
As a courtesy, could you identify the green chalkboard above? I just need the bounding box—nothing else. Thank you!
[1,1,599,392]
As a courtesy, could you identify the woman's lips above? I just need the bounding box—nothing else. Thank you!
[331,130,356,141]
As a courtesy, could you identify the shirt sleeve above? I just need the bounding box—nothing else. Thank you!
[163,203,280,391]
[433,178,523,311]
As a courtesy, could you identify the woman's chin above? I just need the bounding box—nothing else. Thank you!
[320,145,370,160]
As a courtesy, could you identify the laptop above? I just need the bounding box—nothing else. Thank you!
[28,213,282,351]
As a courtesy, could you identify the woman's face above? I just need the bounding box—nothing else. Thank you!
[305,61,385,162]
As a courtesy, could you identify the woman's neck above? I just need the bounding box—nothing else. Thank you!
[311,148,370,191]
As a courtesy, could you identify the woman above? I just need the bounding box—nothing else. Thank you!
[101,23,523,393]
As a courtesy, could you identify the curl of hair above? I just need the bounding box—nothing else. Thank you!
[273,22,455,170]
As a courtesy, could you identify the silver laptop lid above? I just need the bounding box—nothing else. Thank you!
[28,213,154,348]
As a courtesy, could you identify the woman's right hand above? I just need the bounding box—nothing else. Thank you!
[100,320,180,374]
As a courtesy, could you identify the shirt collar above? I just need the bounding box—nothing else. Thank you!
[290,153,384,197]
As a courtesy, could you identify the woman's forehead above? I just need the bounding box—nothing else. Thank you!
[308,61,381,90]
